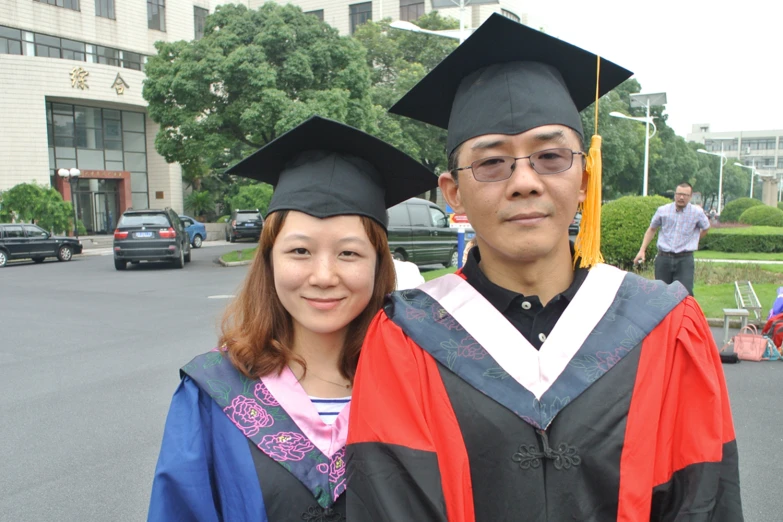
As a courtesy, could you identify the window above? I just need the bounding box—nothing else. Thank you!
[705,139,737,152]
[24,225,48,238]
[4,226,24,238]
[121,51,143,70]
[305,9,324,22]
[34,0,79,11]
[429,206,448,228]
[0,26,23,55]
[742,138,777,151]
[95,0,114,19]
[349,2,371,35]
[35,34,61,58]
[388,204,410,226]
[408,204,431,227]
[194,7,208,40]
[181,217,194,227]
[399,0,424,22]
[501,9,520,22]
[148,0,166,31]
[89,45,119,66]
[61,38,86,60]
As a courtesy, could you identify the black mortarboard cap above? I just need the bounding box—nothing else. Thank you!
[224,116,437,229]
[389,14,633,155]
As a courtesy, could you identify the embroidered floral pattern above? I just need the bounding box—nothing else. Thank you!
[182,352,348,509]
[223,395,274,436]
[258,432,315,462]
[254,382,280,406]
[406,307,427,322]
[301,506,346,522]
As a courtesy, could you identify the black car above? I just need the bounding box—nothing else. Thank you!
[0,223,83,267]
[569,211,582,236]
[113,208,191,270]
[387,198,459,267]
[226,209,264,243]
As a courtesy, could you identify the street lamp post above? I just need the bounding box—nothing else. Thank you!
[57,167,81,239]
[697,144,727,214]
[609,111,657,196]
[733,161,757,198]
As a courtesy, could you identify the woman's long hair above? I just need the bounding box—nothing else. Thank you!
[219,210,395,383]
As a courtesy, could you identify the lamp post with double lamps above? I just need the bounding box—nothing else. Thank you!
[57,167,81,239]
[697,145,727,215]
[609,111,658,196]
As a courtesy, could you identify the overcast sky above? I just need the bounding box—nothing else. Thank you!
[525,0,782,138]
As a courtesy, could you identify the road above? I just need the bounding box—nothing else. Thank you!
[0,244,780,521]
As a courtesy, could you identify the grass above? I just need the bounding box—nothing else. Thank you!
[707,226,783,236]
[694,283,780,320]
[694,250,783,261]
[221,247,257,263]
[422,267,457,281]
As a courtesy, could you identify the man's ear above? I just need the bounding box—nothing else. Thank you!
[578,167,588,204]
[439,172,465,213]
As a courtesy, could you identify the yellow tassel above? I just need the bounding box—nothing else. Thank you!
[574,134,604,268]
[574,55,604,269]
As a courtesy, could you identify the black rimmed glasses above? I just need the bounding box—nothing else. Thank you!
[452,148,586,182]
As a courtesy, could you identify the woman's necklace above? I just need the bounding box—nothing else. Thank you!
[307,372,352,390]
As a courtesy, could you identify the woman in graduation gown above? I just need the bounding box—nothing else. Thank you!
[147,116,436,522]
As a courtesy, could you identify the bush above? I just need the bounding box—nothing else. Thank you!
[778,202,783,211]
[217,215,230,223]
[601,195,672,269]
[720,197,762,223]
[738,205,783,227]
[701,227,783,253]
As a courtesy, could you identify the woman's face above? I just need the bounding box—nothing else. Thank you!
[271,211,377,339]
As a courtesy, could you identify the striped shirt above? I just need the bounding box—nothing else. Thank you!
[650,202,710,253]
[309,396,351,425]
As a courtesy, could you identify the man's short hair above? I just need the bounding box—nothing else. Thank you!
[677,182,693,193]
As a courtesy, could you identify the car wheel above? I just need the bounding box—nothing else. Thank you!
[229,234,236,243]
[393,250,405,262]
[32,257,45,264]
[57,245,73,262]
[448,248,459,268]
[0,250,7,267]
[173,248,185,269]
[193,234,203,248]
[114,259,127,270]
[184,245,191,263]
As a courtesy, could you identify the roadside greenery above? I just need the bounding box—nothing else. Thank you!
[0,182,74,234]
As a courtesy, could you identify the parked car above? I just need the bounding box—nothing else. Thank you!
[0,223,83,267]
[569,211,582,236]
[387,198,459,267]
[179,215,207,248]
[113,208,191,270]
[225,209,264,243]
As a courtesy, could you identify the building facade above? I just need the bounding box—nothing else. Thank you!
[687,124,783,206]
[1,0,525,233]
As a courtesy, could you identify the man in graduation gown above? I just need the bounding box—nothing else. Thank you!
[346,14,743,522]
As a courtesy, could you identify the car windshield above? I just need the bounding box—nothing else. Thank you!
[236,213,261,223]
[119,214,170,227]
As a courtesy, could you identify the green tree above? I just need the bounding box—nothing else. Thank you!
[143,3,393,178]
[184,190,215,218]
[0,182,73,233]
[227,184,274,216]
[354,13,460,201]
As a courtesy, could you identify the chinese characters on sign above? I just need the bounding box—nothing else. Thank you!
[70,67,89,90]
[111,73,129,95]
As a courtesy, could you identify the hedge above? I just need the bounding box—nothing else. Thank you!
[701,226,783,253]
[720,197,762,223]
[601,195,672,268]
[738,205,783,227]
[778,202,783,211]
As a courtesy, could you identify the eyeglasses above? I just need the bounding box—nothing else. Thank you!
[452,148,586,182]
[675,193,692,197]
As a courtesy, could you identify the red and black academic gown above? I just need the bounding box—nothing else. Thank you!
[347,263,743,521]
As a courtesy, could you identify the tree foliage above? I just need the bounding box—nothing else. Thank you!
[227,184,274,217]
[0,182,73,233]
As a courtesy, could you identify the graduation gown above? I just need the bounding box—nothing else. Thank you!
[347,264,743,521]
[149,351,348,522]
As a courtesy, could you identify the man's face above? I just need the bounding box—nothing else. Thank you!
[439,124,587,264]
[674,186,692,209]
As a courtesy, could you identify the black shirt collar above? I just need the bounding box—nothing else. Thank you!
[461,245,589,312]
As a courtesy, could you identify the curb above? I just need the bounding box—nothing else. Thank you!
[218,258,252,267]
[705,317,762,328]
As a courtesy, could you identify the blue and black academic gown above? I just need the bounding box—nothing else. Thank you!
[347,264,743,522]
[148,352,348,522]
